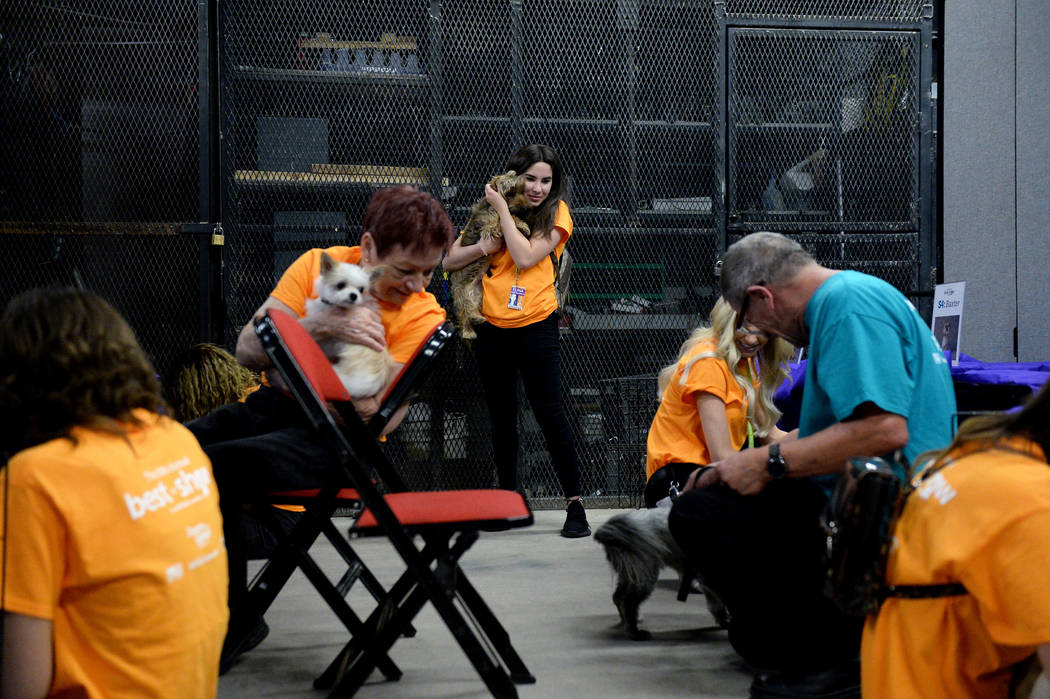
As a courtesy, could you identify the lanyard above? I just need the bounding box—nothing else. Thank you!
[743,357,755,449]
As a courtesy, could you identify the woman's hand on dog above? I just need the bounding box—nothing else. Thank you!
[302,303,386,352]
[477,237,504,257]
[484,182,509,213]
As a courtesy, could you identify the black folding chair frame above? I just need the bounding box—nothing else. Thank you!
[256,311,534,698]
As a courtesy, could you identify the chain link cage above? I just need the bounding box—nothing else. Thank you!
[220,0,721,508]
[3,1,935,509]
[1,1,203,380]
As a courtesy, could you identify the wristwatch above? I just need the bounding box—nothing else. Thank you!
[766,442,789,479]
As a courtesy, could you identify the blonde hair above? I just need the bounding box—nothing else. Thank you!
[165,343,259,422]
[656,298,794,437]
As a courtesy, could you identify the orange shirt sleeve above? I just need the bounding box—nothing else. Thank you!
[0,460,65,619]
[379,294,447,364]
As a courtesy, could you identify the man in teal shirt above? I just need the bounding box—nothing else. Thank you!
[669,232,955,698]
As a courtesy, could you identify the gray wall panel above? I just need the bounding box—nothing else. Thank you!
[943,0,1016,362]
[1016,1,1050,362]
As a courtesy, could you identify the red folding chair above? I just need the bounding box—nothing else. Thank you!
[233,320,455,681]
[255,309,535,698]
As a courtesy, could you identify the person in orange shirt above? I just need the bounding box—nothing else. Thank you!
[0,287,228,699]
[862,379,1050,697]
[442,144,589,537]
[644,297,794,508]
[187,185,455,673]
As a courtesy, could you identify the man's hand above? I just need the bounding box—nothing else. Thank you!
[684,465,722,491]
[687,448,771,496]
[715,447,773,495]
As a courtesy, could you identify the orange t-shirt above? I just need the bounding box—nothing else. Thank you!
[0,411,228,698]
[480,200,572,328]
[270,245,446,364]
[645,341,754,480]
[861,437,1050,698]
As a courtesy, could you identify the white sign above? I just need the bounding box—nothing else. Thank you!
[931,281,965,365]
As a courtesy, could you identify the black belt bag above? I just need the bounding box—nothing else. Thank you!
[820,455,967,616]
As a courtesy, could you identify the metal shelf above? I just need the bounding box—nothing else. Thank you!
[233,65,429,89]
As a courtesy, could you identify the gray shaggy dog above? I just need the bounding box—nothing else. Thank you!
[594,507,730,640]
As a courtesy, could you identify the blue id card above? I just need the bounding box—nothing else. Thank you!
[508,285,525,310]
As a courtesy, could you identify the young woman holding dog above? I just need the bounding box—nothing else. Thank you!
[644,297,795,508]
[861,379,1050,697]
[442,143,589,537]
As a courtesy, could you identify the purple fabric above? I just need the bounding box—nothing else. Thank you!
[945,352,1050,392]
[772,352,1050,431]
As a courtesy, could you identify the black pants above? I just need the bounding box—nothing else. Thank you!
[668,479,863,671]
[644,462,701,508]
[473,313,581,498]
[187,386,346,608]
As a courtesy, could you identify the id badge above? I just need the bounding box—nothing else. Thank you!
[508,285,526,310]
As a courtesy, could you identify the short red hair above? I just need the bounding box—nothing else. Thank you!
[362,186,455,256]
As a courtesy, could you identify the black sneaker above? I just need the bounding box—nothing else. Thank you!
[219,614,269,675]
[560,499,591,538]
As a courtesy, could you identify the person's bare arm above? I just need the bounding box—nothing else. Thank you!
[694,403,908,495]
[696,392,738,462]
[441,233,502,272]
[235,296,299,371]
[762,426,794,443]
[2,612,52,699]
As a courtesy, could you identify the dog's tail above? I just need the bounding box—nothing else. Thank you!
[594,508,679,588]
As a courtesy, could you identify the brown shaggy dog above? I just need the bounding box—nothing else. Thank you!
[450,171,533,340]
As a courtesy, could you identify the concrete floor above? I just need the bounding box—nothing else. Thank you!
[218,508,754,698]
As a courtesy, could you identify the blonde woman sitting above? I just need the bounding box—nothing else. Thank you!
[644,297,795,508]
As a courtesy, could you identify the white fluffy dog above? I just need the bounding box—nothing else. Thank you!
[304,251,393,397]
[595,507,730,640]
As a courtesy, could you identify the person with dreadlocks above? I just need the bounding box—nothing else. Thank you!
[165,343,260,423]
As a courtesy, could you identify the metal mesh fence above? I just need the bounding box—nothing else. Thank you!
[725,28,920,232]
[722,0,930,21]
[0,232,203,378]
[3,1,936,509]
[220,0,722,507]
[1,1,203,379]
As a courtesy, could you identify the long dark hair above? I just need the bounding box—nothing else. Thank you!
[505,143,566,240]
[0,287,165,455]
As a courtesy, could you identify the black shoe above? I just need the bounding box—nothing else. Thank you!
[750,659,860,699]
[219,614,269,675]
[560,499,591,538]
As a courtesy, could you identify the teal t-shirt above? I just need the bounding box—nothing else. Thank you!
[800,271,956,489]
